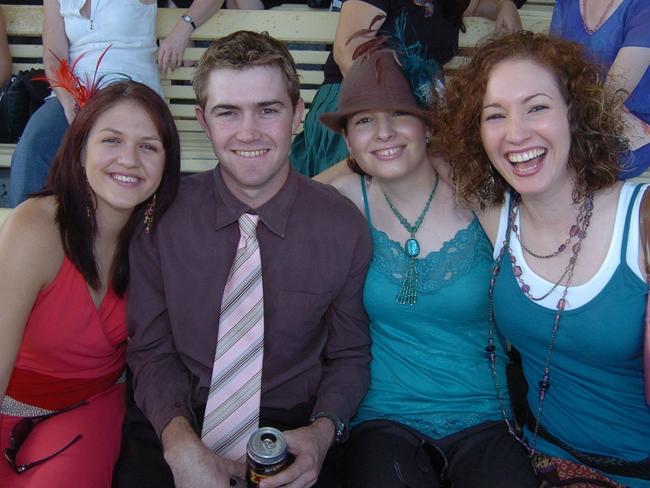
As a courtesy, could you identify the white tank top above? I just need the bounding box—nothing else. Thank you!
[58,0,162,96]
[493,183,647,310]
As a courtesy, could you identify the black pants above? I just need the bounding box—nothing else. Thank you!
[336,419,539,488]
[113,379,343,488]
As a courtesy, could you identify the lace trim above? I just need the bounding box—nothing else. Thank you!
[354,411,498,439]
[370,218,491,293]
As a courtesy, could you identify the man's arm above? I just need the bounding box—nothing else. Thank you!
[311,219,373,423]
[261,212,373,488]
[162,416,246,488]
[127,227,195,437]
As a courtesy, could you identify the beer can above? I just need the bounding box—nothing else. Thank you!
[247,427,288,487]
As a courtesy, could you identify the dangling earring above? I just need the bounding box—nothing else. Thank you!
[479,165,497,205]
[425,136,431,145]
[82,166,93,219]
[144,194,157,234]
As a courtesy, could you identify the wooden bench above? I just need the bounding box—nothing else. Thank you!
[0,4,553,180]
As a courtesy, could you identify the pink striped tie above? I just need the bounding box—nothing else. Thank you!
[201,213,264,461]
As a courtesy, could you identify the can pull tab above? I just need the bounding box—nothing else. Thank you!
[261,433,278,449]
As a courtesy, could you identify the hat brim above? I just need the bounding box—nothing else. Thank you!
[319,105,432,134]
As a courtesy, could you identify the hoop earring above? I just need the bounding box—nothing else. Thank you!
[144,194,157,234]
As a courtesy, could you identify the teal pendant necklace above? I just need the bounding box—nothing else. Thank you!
[382,174,439,305]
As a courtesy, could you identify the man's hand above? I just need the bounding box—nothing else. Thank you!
[259,418,335,488]
[157,21,193,73]
[162,417,246,488]
[495,0,522,32]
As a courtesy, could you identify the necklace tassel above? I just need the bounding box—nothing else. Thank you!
[396,258,418,305]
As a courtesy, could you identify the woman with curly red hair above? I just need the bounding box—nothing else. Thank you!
[444,32,650,487]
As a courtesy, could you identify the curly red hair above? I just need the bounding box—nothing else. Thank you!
[442,32,628,209]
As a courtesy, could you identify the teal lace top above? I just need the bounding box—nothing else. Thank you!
[352,176,511,438]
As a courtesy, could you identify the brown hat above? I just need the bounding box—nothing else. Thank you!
[319,50,431,133]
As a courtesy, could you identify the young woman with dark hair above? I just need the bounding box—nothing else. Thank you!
[0,80,180,488]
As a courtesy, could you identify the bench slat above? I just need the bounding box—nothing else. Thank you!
[0,4,561,185]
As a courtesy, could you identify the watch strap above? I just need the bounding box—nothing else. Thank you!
[309,411,347,443]
[181,14,196,31]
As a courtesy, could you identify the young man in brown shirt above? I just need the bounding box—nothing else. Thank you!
[120,31,372,488]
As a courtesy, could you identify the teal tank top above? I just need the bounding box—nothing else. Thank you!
[494,185,650,487]
[352,176,511,438]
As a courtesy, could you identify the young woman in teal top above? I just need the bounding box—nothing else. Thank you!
[445,32,650,487]
[323,49,537,487]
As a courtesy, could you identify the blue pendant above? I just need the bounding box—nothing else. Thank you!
[404,238,420,258]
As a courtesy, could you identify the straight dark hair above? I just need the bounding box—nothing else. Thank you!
[36,81,181,296]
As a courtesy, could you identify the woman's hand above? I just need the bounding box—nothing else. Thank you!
[495,0,522,32]
[159,0,224,73]
[62,99,78,125]
[466,0,522,32]
[157,22,193,73]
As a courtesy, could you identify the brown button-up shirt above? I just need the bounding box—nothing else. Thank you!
[127,167,372,437]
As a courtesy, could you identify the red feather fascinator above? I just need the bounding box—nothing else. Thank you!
[40,45,112,111]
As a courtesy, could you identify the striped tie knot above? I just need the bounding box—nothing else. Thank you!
[239,213,259,241]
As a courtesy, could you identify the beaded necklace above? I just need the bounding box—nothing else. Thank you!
[486,191,594,454]
[580,0,616,35]
[512,200,589,260]
[383,173,439,305]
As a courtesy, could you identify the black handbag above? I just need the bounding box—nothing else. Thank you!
[0,68,51,143]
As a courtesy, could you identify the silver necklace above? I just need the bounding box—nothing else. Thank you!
[89,0,101,31]
[580,0,616,35]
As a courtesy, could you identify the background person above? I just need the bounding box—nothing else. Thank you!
[0,80,181,488]
[9,0,163,207]
[550,0,650,178]
[444,32,650,487]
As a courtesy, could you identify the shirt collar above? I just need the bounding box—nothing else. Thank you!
[212,165,299,239]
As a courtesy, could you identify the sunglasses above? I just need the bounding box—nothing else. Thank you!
[4,400,88,474]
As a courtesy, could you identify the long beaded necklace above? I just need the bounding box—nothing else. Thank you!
[580,0,616,35]
[511,196,594,301]
[486,191,594,454]
[383,173,439,305]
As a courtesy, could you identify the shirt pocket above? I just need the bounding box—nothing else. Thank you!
[270,290,333,343]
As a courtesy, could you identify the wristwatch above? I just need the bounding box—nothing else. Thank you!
[181,14,196,31]
[309,411,347,443]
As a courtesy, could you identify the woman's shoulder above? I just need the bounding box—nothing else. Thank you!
[331,173,365,212]
[4,197,58,236]
[0,197,64,281]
